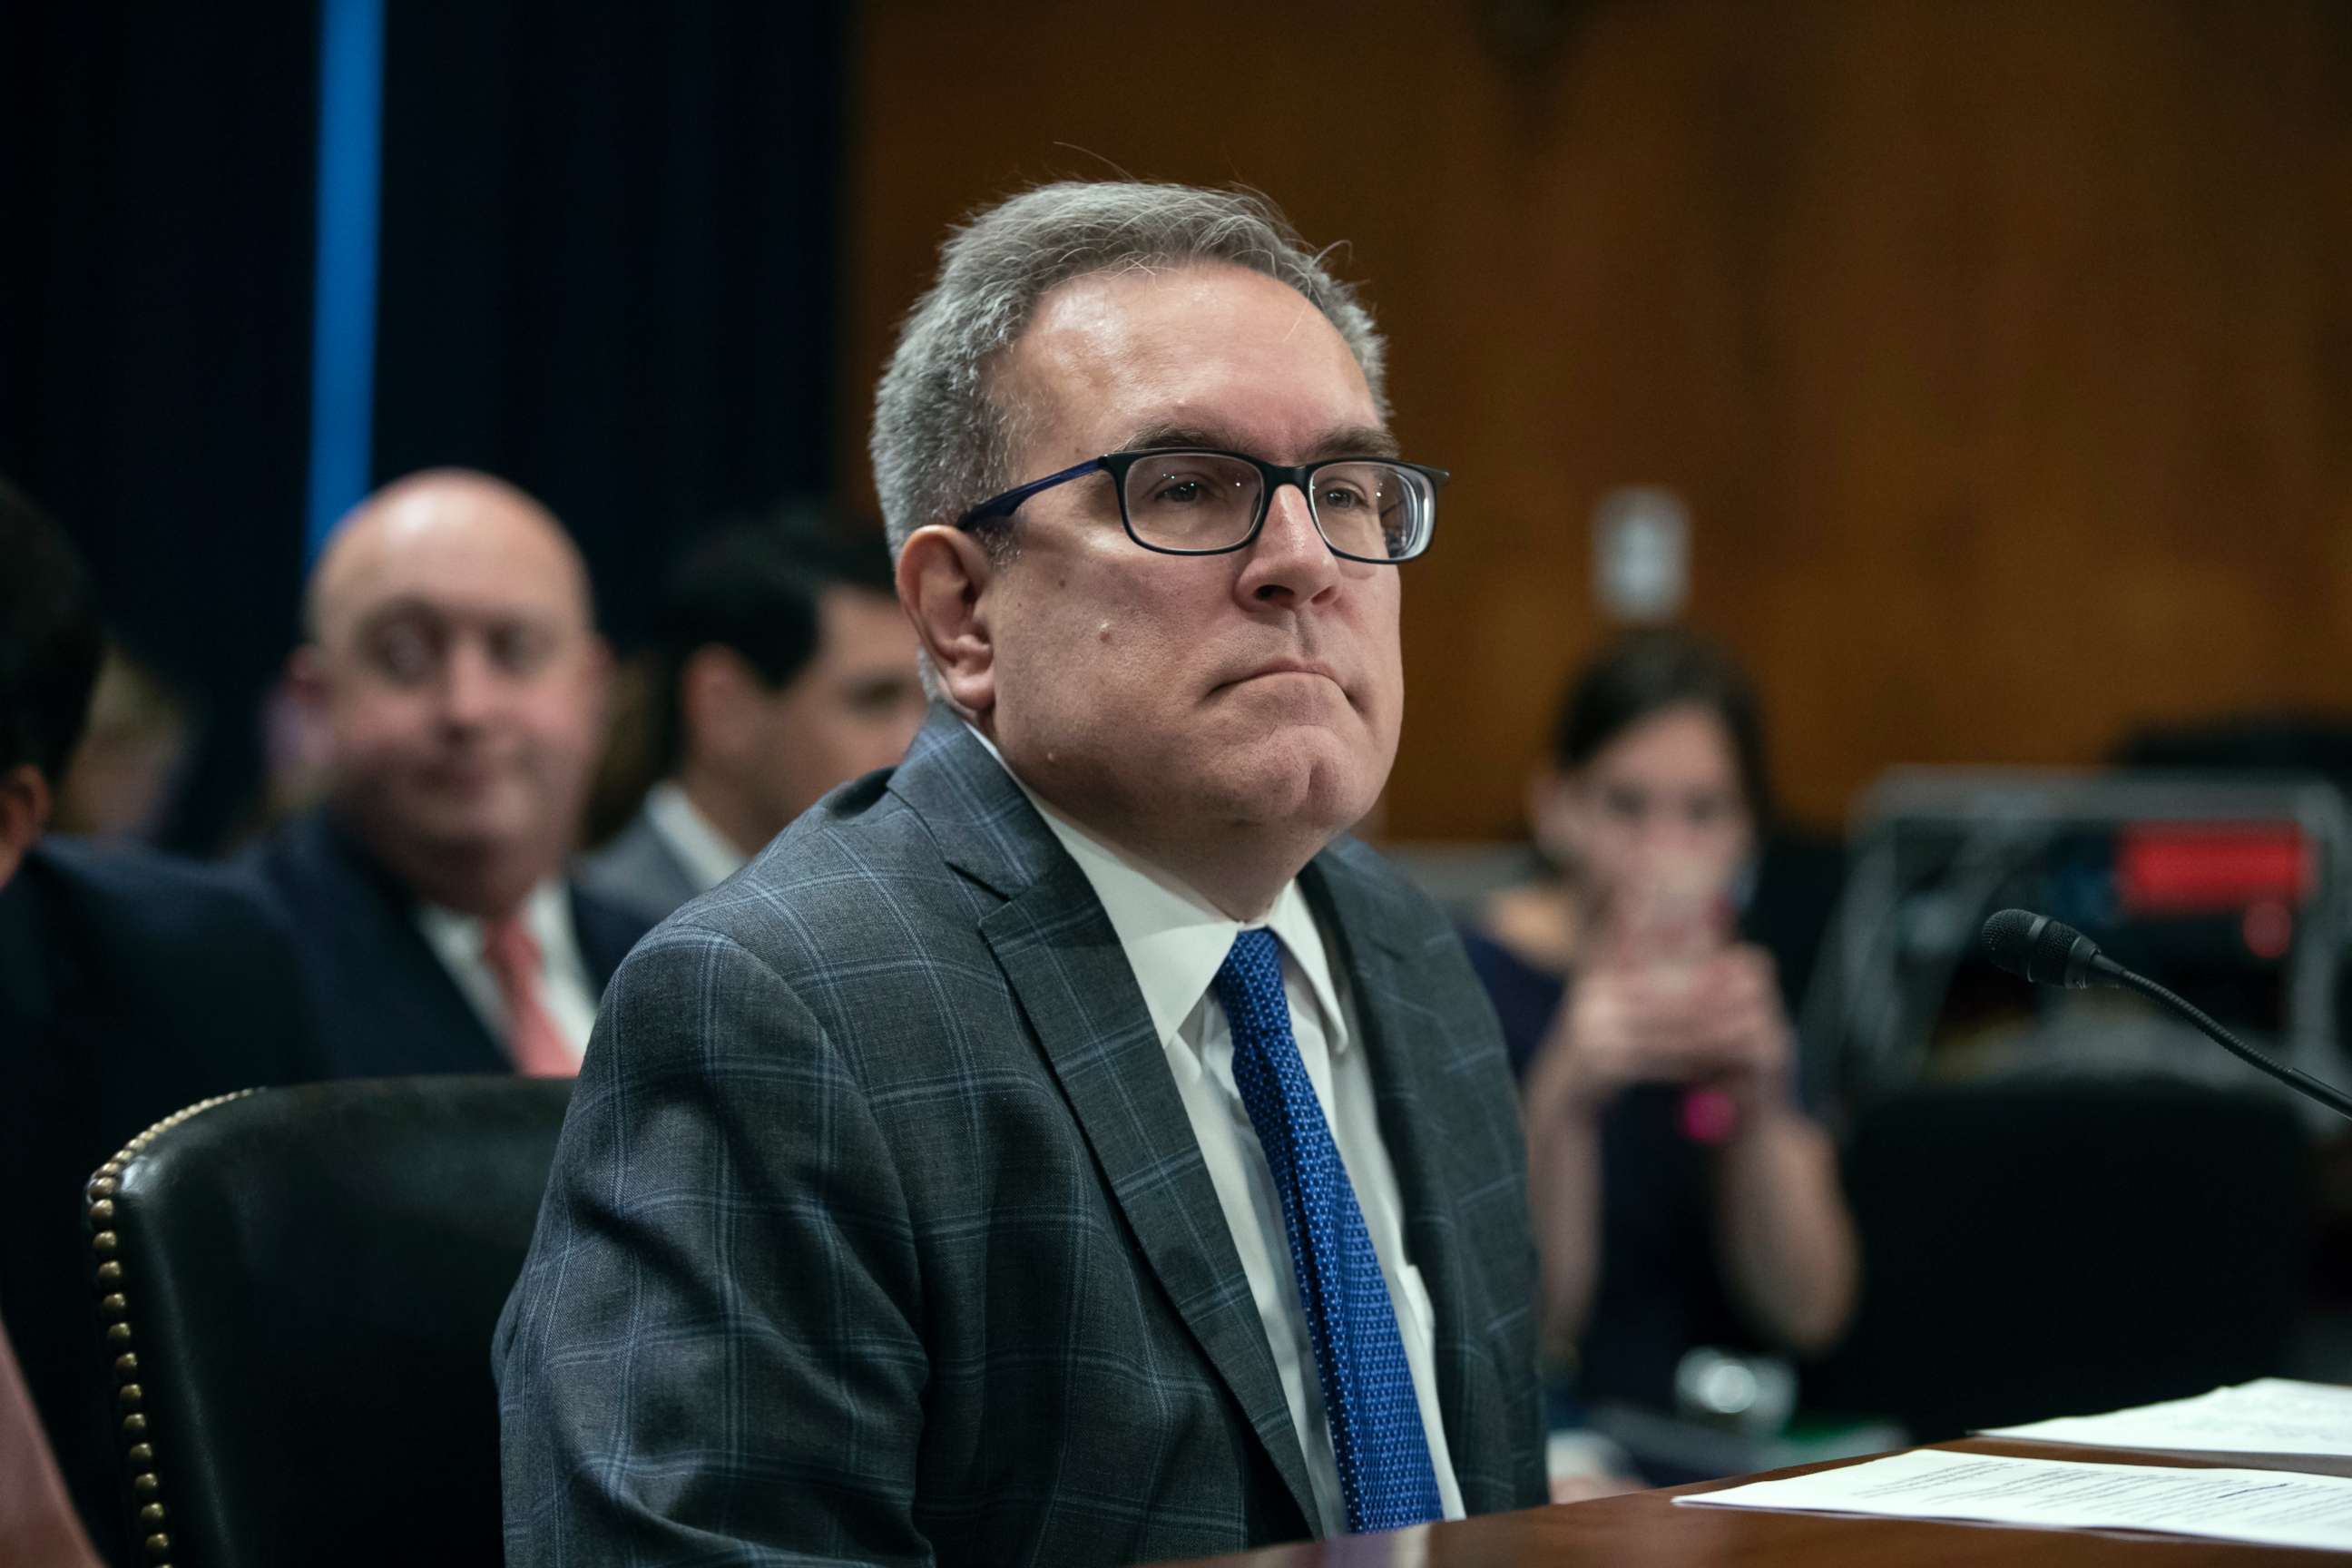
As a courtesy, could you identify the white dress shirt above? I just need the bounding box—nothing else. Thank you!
[970,730,1465,1533]
[415,878,603,1066]
[644,780,750,895]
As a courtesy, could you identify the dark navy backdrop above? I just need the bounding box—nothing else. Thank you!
[1,1,844,849]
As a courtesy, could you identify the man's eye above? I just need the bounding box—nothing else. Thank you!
[1317,483,1371,512]
[488,625,552,674]
[1152,478,1208,506]
[846,678,918,717]
[1602,787,1648,823]
[1686,795,1732,828]
[369,625,438,683]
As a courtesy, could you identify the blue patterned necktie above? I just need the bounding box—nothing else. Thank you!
[1214,927,1445,1534]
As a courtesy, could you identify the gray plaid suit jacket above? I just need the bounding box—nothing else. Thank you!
[495,710,1545,1565]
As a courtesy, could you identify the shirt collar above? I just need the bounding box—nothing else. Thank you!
[644,779,750,893]
[416,877,575,969]
[959,722,1348,1053]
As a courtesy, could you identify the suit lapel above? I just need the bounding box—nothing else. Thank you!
[1303,851,1492,1490]
[894,713,1321,1531]
[567,883,650,992]
[295,814,508,1075]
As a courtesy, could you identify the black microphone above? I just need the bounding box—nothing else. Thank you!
[1981,907,2352,1122]
[1980,908,2122,991]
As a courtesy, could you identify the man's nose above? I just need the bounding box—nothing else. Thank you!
[439,642,504,725]
[1235,484,1342,607]
[1636,814,1690,850]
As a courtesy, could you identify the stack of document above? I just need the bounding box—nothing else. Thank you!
[1675,1379,2352,1553]
[1981,1377,2352,1458]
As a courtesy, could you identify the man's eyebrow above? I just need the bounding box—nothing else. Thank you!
[1312,425,1400,460]
[348,596,552,640]
[348,596,443,637]
[1117,423,1401,460]
[1118,423,1240,453]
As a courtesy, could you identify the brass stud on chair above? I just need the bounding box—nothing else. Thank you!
[93,1088,260,1568]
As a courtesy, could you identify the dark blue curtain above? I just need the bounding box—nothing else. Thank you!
[1,2,844,848]
[0,5,320,850]
[371,1,845,651]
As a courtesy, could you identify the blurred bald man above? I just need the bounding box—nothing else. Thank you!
[244,469,652,1078]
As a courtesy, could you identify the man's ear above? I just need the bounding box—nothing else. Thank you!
[285,643,329,717]
[897,524,1001,717]
[579,632,615,731]
[0,763,54,892]
[678,645,759,769]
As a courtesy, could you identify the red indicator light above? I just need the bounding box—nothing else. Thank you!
[2115,824,2310,916]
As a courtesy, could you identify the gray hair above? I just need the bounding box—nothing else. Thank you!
[869,181,1390,561]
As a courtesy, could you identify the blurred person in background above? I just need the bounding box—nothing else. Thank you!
[577,516,925,921]
[242,468,651,1079]
[0,476,318,1567]
[1461,630,1857,1418]
[49,650,191,840]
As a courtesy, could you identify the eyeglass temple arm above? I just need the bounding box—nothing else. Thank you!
[958,456,1111,527]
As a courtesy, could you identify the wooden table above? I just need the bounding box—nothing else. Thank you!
[1172,1439,2352,1565]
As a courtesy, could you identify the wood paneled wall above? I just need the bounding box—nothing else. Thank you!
[839,0,2352,837]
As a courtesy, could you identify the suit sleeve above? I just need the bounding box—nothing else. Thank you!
[496,923,932,1565]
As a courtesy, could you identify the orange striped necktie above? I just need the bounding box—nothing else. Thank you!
[480,913,578,1078]
[0,1308,102,1567]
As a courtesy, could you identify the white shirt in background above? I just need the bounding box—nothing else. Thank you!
[644,779,750,895]
[415,878,602,1066]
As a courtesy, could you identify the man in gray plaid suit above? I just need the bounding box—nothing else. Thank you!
[496,180,1546,1564]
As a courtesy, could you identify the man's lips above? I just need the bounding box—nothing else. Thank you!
[420,758,513,791]
[1220,657,1345,690]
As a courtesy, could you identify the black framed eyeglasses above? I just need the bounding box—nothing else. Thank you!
[956,448,1448,564]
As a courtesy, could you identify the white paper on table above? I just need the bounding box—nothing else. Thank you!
[1674,1448,2352,1552]
[1982,1379,2352,1459]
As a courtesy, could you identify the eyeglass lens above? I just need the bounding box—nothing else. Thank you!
[1121,453,1426,559]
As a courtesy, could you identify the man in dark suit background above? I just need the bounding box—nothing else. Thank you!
[576,517,925,922]
[244,469,649,1078]
[0,477,319,1565]
[498,181,1546,1564]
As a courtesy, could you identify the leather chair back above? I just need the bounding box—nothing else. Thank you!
[1802,1075,2310,1439]
[83,1076,572,1568]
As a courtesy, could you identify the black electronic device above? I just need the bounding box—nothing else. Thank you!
[1803,769,2351,1118]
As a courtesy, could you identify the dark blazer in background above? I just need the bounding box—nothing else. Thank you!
[240,808,649,1078]
[0,838,322,1563]
[495,714,1547,1567]
[573,804,701,925]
